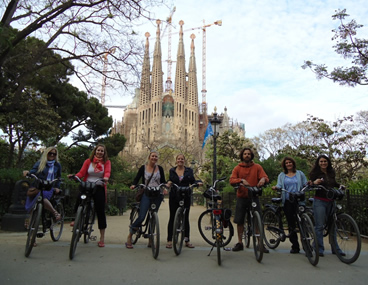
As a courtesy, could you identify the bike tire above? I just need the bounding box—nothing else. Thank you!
[331,213,361,264]
[198,209,234,247]
[25,204,42,257]
[129,206,140,244]
[173,207,185,256]
[262,208,282,249]
[300,213,319,266]
[69,206,83,260]
[84,203,95,244]
[252,211,264,263]
[150,211,160,259]
[215,216,222,266]
[198,209,215,246]
[50,202,64,241]
[243,211,251,248]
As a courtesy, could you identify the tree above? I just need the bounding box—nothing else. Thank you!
[278,114,368,182]
[200,130,256,187]
[302,9,368,86]
[0,35,113,166]
[98,133,126,157]
[0,0,168,108]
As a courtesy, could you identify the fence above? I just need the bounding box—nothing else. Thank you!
[1,182,367,236]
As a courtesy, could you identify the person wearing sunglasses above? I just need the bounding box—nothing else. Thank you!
[23,147,62,222]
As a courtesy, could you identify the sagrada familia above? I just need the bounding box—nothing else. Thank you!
[112,20,245,166]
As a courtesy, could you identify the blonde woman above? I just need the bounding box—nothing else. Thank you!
[24,147,62,220]
[125,151,167,249]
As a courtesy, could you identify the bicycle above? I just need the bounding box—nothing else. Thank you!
[170,182,200,255]
[69,176,104,260]
[25,174,64,257]
[198,177,234,266]
[307,185,361,264]
[233,184,266,263]
[129,183,166,259]
[262,185,319,266]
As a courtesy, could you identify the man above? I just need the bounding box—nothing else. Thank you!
[229,147,269,253]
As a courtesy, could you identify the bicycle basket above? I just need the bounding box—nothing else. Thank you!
[289,191,305,203]
[203,188,221,200]
[145,186,161,198]
[80,181,96,193]
[175,186,191,200]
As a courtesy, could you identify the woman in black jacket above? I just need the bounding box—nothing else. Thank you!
[166,154,202,249]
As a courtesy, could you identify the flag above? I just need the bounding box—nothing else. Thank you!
[202,122,214,149]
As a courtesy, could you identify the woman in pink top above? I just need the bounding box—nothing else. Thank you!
[69,144,111,247]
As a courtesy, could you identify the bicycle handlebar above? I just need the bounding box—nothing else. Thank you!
[26,173,62,184]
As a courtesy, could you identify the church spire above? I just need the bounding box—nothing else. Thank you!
[139,32,151,106]
[151,20,163,98]
[174,20,186,99]
[187,33,198,107]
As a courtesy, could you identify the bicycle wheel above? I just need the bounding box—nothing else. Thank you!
[50,202,64,241]
[198,209,215,246]
[215,216,222,266]
[300,213,319,266]
[84,203,95,244]
[129,206,140,244]
[331,213,361,264]
[150,211,160,259]
[252,211,264,263]
[262,208,282,249]
[173,207,185,255]
[243,212,251,248]
[69,206,84,260]
[25,204,42,257]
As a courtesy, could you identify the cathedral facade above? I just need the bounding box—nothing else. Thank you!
[113,20,244,166]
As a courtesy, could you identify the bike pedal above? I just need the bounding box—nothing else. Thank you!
[143,234,150,239]
[36,233,44,238]
[90,236,97,241]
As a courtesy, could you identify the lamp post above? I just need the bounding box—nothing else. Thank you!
[210,107,222,184]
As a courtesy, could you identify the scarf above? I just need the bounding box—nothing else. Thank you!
[93,156,104,173]
[47,160,55,181]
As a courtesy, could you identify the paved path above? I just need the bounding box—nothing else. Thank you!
[1,199,367,285]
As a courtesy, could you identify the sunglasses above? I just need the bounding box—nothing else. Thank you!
[48,152,57,156]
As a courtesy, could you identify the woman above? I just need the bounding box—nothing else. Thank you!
[166,154,202,249]
[272,157,307,254]
[70,144,111,248]
[24,147,62,221]
[125,151,167,249]
[309,154,344,257]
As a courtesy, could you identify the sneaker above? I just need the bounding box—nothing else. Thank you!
[263,244,270,254]
[232,243,244,251]
[290,248,300,254]
[319,252,324,257]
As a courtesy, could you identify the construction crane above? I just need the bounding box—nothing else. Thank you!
[161,6,176,92]
[196,20,222,114]
[100,47,116,106]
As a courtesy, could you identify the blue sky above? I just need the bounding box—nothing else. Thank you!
[102,0,368,138]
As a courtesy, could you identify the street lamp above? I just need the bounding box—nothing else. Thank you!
[210,107,222,184]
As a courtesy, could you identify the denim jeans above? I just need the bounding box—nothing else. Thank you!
[313,198,340,254]
[130,193,163,233]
